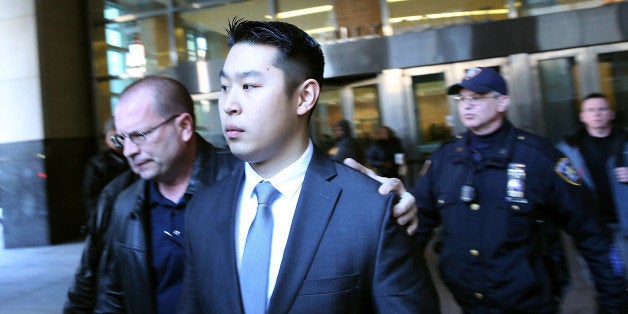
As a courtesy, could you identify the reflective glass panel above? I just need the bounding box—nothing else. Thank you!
[538,57,579,143]
[195,98,227,148]
[94,77,138,137]
[312,88,343,151]
[103,0,167,18]
[176,0,269,62]
[103,15,172,75]
[598,50,628,128]
[412,73,452,153]
[353,85,381,150]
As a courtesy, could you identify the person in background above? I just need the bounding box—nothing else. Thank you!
[179,18,439,313]
[328,119,361,163]
[366,125,405,178]
[411,67,627,313]
[82,118,129,223]
[557,92,628,281]
[65,76,420,313]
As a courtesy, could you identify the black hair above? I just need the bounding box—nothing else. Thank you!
[581,92,613,110]
[583,92,608,101]
[225,18,325,97]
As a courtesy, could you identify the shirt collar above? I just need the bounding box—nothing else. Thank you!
[243,141,313,200]
[146,180,191,208]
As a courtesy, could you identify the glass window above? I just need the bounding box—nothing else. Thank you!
[106,50,125,76]
[105,28,122,46]
[104,6,121,20]
[103,0,167,18]
[312,88,342,151]
[538,57,580,143]
[387,0,509,34]
[194,98,227,148]
[412,73,452,153]
[103,15,172,75]
[186,31,196,61]
[353,85,381,150]
[176,0,269,62]
[598,50,628,128]
[95,77,137,131]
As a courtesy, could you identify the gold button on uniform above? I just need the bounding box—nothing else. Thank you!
[470,249,479,256]
[438,199,445,205]
[470,203,480,211]
[511,205,520,210]
[474,292,484,300]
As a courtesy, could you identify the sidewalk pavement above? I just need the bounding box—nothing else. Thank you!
[0,242,81,313]
[0,237,598,313]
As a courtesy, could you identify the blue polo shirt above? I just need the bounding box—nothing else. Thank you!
[147,181,190,314]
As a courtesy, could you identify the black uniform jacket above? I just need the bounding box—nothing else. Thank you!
[412,120,626,312]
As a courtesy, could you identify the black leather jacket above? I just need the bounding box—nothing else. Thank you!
[64,135,242,313]
[83,148,129,222]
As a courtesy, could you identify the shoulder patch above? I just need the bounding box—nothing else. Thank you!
[554,158,581,186]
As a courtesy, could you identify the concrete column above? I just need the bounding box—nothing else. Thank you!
[0,0,93,248]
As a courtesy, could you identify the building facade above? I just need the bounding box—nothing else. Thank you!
[0,0,626,248]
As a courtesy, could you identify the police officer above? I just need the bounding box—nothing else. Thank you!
[411,67,627,313]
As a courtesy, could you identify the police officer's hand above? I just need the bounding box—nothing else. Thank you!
[614,167,628,183]
[343,158,418,235]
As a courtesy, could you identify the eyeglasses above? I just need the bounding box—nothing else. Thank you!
[110,114,180,148]
[452,95,499,105]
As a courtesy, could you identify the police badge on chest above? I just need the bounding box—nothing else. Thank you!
[506,163,528,203]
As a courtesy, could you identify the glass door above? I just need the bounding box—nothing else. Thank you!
[312,87,343,152]
[537,57,580,143]
[529,49,586,143]
[352,84,381,152]
[312,79,382,162]
[598,50,628,128]
[411,73,452,154]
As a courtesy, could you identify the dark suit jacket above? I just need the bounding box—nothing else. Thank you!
[179,150,439,313]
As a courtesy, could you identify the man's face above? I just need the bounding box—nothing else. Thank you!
[333,126,344,138]
[113,95,184,182]
[457,89,509,135]
[219,43,304,167]
[580,97,614,131]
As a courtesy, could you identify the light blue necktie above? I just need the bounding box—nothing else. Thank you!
[240,181,279,314]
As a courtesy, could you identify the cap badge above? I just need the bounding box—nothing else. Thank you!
[464,67,483,80]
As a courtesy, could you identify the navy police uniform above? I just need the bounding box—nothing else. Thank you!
[412,120,626,313]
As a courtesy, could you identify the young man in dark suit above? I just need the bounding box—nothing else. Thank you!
[179,19,439,313]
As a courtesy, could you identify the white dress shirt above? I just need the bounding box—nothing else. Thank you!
[236,141,313,302]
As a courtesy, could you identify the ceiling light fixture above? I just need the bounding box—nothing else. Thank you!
[276,5,333,19]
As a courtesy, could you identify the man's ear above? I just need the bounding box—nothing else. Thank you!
[296,79,320,116]
[176,113,195,141]
[497,96,510,113]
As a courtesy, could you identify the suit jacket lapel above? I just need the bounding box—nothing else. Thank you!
[268,150,340,313]
[198,172,245,311]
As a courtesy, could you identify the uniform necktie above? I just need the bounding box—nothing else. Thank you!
[240,181,279,314]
